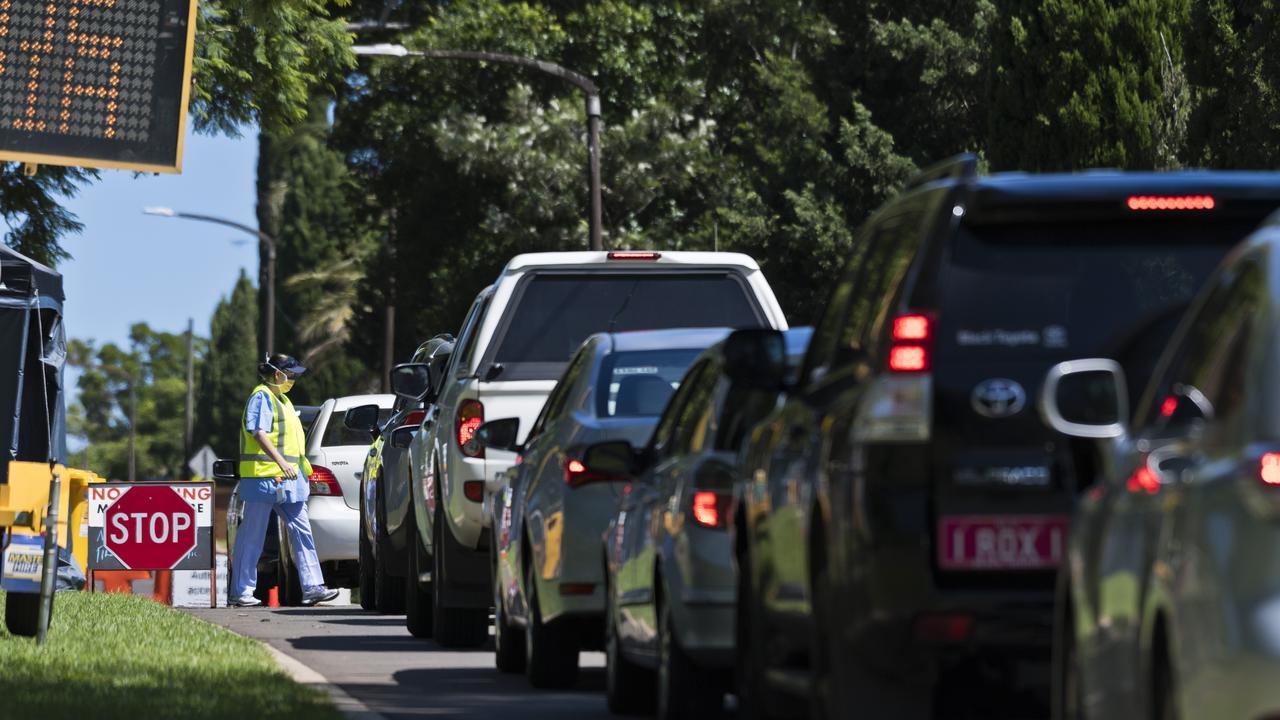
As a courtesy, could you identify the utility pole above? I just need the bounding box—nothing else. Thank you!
[382,210,397,393]
[127,376,137,482]
[352,44,606,250]
[185,318,194,464]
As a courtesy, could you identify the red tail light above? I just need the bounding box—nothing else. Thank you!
[463,480,484,502]
[457,399,484,458]
[564,458,625,488]
[1261,453,1280,485]
[400,409,427,429]
[914,613,973,643]
[1126,466,1160,495]
[691,491,732,529]
[308,465,343,496]
[1126,195,1216,211]
[888,313,933,373]
[607,251,661,260]
[1160,396,1178,417]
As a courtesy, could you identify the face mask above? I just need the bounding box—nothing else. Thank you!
[268,371,295,395]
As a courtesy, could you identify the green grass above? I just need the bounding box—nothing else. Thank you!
[0,590,341,720]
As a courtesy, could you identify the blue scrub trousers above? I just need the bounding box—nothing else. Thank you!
[231,499,325,598]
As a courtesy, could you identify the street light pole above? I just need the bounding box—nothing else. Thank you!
[143,207,279,355]
[353,44,606,251]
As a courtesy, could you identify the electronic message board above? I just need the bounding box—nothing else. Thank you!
[0,0,197,172]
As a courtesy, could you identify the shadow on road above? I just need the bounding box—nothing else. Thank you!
[333,668,611,719]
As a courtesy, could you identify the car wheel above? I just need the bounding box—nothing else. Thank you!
[430,501,489,647]
[4,591,47,637]
[657,584,721,719]
[605,574,654,714]
[1152,643,1178,720]
[493,547,526,673]
[277,516,303,606]
[809,562,834,720]
[358,511,377,611]
[374,484,405,614]
[404,514,434,638]
[524,560,579,689]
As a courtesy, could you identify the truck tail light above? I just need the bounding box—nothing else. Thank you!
[888,313,932,373]
[309,465,343,496]
[457,399,484,458]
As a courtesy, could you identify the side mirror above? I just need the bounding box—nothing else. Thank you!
[212,459,238,483]
[390,362,434,403]
[1040,359,1129,439]
[344,403,382,434]
[475,418,521,453]
[580,440,644,481]
[390,426,415,450]
[724,328,787,392]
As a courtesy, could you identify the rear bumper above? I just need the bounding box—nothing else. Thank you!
[308,496,358,563]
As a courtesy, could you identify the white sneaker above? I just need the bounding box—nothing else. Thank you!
[301,587,339,606]
[233,595,262,607]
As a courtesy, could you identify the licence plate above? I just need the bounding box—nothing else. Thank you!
[938,514,1069,570]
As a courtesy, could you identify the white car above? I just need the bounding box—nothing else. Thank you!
[406,250,788,646]
[284,394,395,598]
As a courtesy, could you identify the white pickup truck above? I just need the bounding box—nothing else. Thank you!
[403,250,788,646]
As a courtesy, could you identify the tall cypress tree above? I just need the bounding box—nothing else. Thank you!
[196,270,260,458]
[987,0,1190,171]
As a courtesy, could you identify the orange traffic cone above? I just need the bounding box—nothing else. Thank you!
[268,586,280,608]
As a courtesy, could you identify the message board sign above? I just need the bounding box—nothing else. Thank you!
[0,0,197,172]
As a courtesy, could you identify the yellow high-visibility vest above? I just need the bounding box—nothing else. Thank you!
[238,384,312,479]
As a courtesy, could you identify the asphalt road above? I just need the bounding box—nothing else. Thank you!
[187,604,614,719]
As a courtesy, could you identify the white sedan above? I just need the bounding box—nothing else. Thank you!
[287,394,394,596]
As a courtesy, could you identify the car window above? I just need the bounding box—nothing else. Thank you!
[1139,260,1264,439]
[842,206,928,356]
[529,346,594,442]
[937,218,1260,405]
[650,360,711,458]
[485,273,764,381]
[673,363,721,455]
[595,348,703,418]
[322,408,394,447]
[454,292,492,378]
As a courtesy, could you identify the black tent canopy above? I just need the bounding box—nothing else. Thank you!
[0,245,67,484]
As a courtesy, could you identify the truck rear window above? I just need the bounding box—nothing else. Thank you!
[487,273,762,380]
[937,219,1261,391]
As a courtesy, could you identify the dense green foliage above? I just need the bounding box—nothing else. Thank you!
[194,270,261,460]
[0,590,340,719]
[46,0,1280,465]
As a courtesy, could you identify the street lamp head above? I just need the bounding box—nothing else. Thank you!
[352,43,412,58]
[142,206,177,217]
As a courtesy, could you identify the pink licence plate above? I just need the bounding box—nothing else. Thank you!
[938,515,1069,570]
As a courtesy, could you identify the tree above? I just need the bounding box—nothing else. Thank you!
[987,0,1190,171]
[69,325,201,480]
[194,270,259,459]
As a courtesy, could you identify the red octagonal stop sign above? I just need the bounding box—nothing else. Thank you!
[104,485,198,570]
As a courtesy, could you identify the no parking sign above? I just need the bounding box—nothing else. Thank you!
[87,482,214,571]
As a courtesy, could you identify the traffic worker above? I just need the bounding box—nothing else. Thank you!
[230,354,338,607]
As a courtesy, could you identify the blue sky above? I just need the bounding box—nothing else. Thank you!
[59,128,260,349]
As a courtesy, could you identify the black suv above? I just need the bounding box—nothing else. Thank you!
[726,156,1280,718]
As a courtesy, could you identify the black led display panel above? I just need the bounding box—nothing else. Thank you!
[0,0,196,172]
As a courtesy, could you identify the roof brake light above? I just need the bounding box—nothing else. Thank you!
[1126,195,1216,212]
[607,251,662,260]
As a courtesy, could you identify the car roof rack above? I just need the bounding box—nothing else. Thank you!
[904,153,979,191]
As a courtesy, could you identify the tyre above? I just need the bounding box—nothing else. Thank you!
[4,592,46,637]
[374,483,405,614]
[657,584,721,719]
[605,575,654,714]
[809,563,834,720]
[1052,573,1083,720]
[493,547,526,673]
[737,549,773,720]
[1152,640,1178,720]
[524,561,580,689]
[430,502,489,647]
[277,516,303,606]
[404,518,434,639]
[358,511,377,611]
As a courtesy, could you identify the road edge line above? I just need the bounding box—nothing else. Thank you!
[262,641,390,720]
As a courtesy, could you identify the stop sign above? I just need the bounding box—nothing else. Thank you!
[104,485,198,570]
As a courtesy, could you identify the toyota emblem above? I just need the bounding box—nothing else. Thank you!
[971,378,1027,418]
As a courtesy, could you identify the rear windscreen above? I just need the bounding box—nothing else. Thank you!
[596,349,703,418]
[322,408,394,448]
[938,219,1260,391]
[488,273,762,380]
